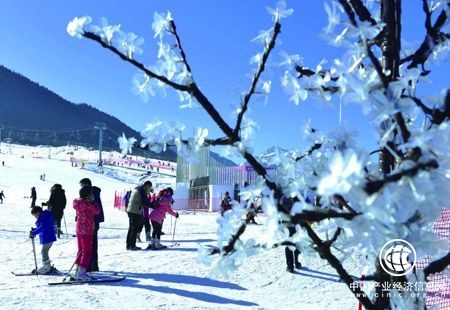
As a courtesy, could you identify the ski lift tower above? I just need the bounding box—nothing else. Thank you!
[95,122,106,166]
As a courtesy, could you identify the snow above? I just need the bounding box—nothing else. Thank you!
[0,144,358,309]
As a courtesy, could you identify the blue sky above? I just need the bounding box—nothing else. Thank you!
[0,1,448,156]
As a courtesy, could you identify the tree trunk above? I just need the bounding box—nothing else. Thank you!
[376,1,402,308]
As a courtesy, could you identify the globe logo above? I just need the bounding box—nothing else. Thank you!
[379,239,416,276]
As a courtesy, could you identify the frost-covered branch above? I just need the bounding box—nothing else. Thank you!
[169,20,193,74]
[424,252,450,278]
[234,22,281,136]
[364,159,439,195]
[300,222,374,309]
[83,31,190,92]
[349,0,377,26]
[406,91,450,125]
[401,1,450,70]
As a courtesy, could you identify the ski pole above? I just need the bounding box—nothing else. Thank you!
[31,236,38,277]
[62,252,81,283]
[169,216,173,236]
[171,217,177,246]
[63,213,68,237]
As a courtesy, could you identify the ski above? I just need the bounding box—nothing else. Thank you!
[167,242,180,247]
[12,271,62,276]
[48,276,125,286]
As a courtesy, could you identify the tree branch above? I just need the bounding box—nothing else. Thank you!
[349,0,377,25]
[406,93,450,125]
[364,159,439,195]
[401,3,449,69]
[234,22,281,136]
[83,32,189,92]
[424,252,450,278]
[300,222,374,309]
[295,143,322,161]
[169,20,193,74]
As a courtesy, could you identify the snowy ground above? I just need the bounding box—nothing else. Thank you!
[0,145,360,310]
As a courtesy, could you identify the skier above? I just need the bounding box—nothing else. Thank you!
[126,181,153,251]
[147,187,179,250]
[243,182,258,224]
[0,190,5,204]
[72,186,100,281]
[79,178,104,272]
[29,206,57,274]
[42,184,67,238]
[220,191,232,216]
[30,187,37,208]
[285,225,302,273]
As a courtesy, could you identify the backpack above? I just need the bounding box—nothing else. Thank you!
[124,191,132,207]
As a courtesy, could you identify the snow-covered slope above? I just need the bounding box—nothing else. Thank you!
[0,145,358,309]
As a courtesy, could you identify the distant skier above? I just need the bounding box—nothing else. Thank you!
[30,187,37,208]
[0,190,5,204]
[72,186,100,281]
[79,178,104,272]
[147,187,179,250]
[243,182,258,224]
[29,206,57,274]
[220,191,232,216]
[42,184,67,238]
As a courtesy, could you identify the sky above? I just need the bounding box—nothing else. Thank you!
[0,0,448,157]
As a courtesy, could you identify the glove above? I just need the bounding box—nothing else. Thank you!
[29,229,35,239]
[175,212,179,218]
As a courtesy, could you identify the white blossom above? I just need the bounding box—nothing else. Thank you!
[318,150,365,197]
[266,0,294,22]
[117,133,137,155]
[67,16,91,38]
[115,31,144,59]
[152,11,172,39]
[90,17,120,45]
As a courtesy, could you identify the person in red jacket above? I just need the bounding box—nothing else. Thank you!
[72,186,99,281]
[147,188,179,250]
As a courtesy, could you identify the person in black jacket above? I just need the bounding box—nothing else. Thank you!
[30,187,37,208]
[42,184,67,238]
[79,178,104,272]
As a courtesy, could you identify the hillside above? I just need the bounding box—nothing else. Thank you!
[0,65,176,161]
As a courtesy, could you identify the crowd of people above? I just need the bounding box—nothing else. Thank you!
[27,173,304,280]
[28,178,179,281]
[29,177,104,280]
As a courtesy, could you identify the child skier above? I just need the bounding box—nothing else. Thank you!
[147,187,179,250]
[72,186,100,281]
[29,206,57,274]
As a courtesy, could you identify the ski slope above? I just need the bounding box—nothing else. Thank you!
[0,145,359,310]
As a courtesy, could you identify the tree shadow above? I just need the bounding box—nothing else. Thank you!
[103,278,258,306]
[294,270,341,283]
[120,271,246,291]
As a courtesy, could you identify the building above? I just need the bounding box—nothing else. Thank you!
[174,146,260,212]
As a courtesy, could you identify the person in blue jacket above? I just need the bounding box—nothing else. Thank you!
[79,178,104,272]
[29,206,57,274]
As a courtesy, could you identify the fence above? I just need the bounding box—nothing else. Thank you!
[416,207,450,309]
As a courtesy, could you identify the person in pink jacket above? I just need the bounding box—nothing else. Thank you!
[147,187,179,250]
[72,186,100,280]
